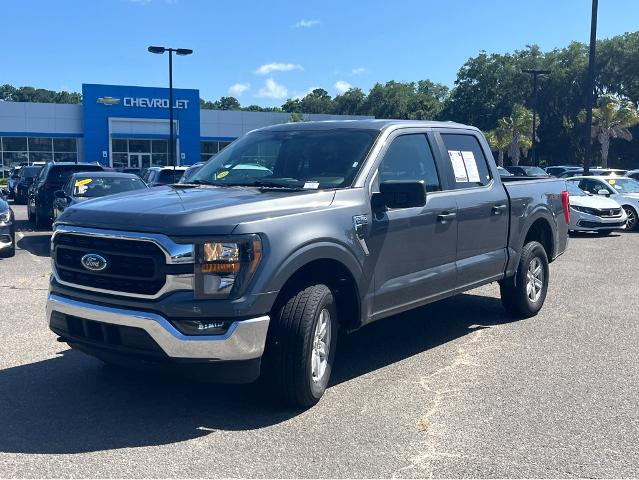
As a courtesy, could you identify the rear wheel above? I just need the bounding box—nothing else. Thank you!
[264,284,338,407]
[500,241,549,318]
[623,206,637,231]
[27,199,34,222]
[35,207,49,230]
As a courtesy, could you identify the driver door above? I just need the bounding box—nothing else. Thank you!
[367,132,458,320]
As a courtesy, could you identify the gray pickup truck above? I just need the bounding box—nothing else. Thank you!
[47,120,569,406]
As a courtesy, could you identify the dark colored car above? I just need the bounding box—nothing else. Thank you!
[505,165,550,177]
[117,167,144,176]
[53,172,148,220]
[545,165,581,177]
[7,166,22,198]
[0,195,15,257]
[143,166,188,187]
[13,165,44,204]
[626,170,639,181]
[27,162,104,229]
[178,162,205,184]
[48,120,569,407]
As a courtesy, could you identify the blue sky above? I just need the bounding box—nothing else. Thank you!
[3,0,638,106]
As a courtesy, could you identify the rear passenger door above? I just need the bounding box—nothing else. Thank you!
[436,131,509,290]
[368,131,458,319]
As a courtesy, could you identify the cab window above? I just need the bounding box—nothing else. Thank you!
[377,134,440,192]
[441,134,492,188]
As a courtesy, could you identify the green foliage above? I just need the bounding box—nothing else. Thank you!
[1,84,82,103]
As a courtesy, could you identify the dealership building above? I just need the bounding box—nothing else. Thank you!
[0,83,368,172]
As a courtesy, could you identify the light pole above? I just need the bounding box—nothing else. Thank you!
[583,0,598,175]
[522,69,550,166]
[148,46,193,172]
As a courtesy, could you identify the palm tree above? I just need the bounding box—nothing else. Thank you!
[497,105,534,166]
[485,128,511,167]
[580,95,639,168]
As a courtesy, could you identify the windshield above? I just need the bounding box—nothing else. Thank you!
[19,166,42,179]
[50,165,103,183]
[566,182,586,196]
[191,128,379,189]
[73,176,146,197]
[522,167,548,176]
[604,177,639,194]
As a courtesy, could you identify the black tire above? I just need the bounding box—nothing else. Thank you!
[265,284,338,407]
[27,200,33,222]
[500,241,549,318]
[623,205,637,231]
[35,207,50,230]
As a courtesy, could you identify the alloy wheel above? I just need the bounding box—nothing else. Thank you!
[311,308,331,383]
[526,257,544,303]
[624,206,637,231]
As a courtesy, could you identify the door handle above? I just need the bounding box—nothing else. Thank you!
[492,204,507,215]
[437,212,457,223]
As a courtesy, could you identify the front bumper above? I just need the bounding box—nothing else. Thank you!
[569,210,627,231]
[0,223,13,249]
[47,293,270,362]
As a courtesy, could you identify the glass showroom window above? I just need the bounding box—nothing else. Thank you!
[200,141,219,162]
[53,138,78,162]
[1,137,28,173]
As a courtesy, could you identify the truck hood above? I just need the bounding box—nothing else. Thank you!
[57,185,336,235]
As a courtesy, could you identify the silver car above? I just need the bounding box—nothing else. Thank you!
[565,181,627,235]
[567,176,639,231]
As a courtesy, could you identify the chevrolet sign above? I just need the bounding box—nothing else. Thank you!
[123,97,190,109]
[96,96,121,106]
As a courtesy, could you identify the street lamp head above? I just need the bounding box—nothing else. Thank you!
[175,48,193,56]
[148,46,166,54]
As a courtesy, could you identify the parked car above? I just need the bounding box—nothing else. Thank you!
[178,162,205,184]
[545,165,581,177]
[47,120,569,407]
[505,165,550,177]
[27,162,104,229]
[559,168,628,178]
[117,167,144,176]
[13,165,44,204]
[0,195,15,257]
[625,169,639,181]
[7,166,22,198]
[565,181,627,235]
[567,176,639,231]
[496,166,513,176]
[142,166,188,187]
[53,172,148,220]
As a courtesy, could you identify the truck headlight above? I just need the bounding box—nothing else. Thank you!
[194,235,262,299]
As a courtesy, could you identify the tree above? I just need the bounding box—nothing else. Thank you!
[579,94,639,167]
[497,105,534,166]
[217,96,241,110]
[485,128,511,167]
[298,89,333,114]
[333,88,366,115]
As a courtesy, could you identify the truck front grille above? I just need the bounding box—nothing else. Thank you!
[53,232,167,296]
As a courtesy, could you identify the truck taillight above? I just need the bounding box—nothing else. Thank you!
[561,191,570,224]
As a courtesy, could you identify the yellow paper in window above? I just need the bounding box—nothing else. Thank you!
[608,179,616,185]
[75,178,93,186]
[216,171,229,179]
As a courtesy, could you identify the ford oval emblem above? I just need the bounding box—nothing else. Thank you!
[81,253,108,272]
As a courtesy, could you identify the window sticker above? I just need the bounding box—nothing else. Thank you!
[461,151,481,182]
[608,179,616,185]
[216,171,229,179]
[448,150,469,182]
[303,181,320,189]
[75,178,92,187]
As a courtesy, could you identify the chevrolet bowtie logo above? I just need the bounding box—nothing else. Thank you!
[96,96,121,106]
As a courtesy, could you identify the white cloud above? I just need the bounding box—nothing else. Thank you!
[351,67,367,75]
[228,83,250,97]
[334,80,353,95]
[257,78,288,99]
[293,86,320,100]
[292,19,320,28]
[254,63,303,75]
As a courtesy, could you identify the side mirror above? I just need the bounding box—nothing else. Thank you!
[377,181,426,209]
[54,190,67,199]
[597,189,610,196]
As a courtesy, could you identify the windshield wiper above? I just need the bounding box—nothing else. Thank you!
[188,179,224,186]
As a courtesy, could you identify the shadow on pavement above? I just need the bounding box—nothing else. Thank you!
[0,292,519,455]
[16,232,52,257]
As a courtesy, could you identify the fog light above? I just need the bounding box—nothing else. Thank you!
[171,318,232,336]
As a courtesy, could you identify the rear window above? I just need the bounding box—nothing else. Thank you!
[441,134,492,188]
[158,169,184,183]
[48,165,103,183]
[20,166,42,178]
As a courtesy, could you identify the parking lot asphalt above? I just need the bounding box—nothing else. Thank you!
[0,202,637,478]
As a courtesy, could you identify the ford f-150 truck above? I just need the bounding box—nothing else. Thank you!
[47,120,569,407]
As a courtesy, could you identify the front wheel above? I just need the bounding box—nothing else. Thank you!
[500,241,549,318]
[264,284,338,407]
[623,206,637,231]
